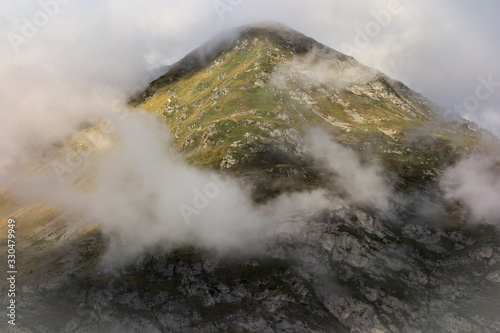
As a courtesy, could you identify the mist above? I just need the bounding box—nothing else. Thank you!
[270,47,379,91]
[306,130,390,211]
[440,154,500,224]
[12,109,393,264]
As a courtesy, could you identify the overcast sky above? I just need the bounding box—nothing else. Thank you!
[1,0,500,183]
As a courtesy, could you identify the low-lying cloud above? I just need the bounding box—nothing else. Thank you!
[13,110,392,264]
[307,129,390,211]
[270,47,379,91]
[440,154,500,224]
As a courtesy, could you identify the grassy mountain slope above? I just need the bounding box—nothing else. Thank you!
[132,22,483,196]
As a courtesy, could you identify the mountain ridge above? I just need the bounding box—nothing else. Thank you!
[132,21,338,104]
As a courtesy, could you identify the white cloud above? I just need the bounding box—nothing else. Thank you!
[440,154,500,224]
[306,129,390,210]
[12,111,345,264]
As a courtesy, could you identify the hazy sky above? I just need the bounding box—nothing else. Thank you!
[1,0,499,181]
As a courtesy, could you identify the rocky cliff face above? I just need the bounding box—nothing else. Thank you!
[1,22,499,333]
[5,202,499,332]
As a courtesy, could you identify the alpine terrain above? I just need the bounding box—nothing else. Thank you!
[1,22,499,333]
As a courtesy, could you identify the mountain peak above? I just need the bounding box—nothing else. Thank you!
[133,23,482,190]
[240,21,294,32]
[238,21,307,40]
[237,21,338,56]
[141,22,346,91]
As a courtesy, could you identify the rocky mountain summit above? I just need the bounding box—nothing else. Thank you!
[1,22,499,333]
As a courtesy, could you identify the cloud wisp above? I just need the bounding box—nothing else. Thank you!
[306,129,390,211]
[13,110,393,265]
[440,154,500,224]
